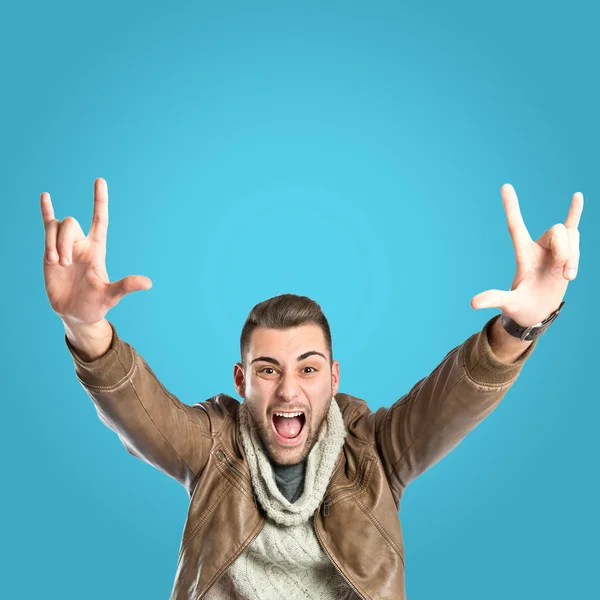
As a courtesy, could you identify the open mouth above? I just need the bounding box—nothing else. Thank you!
[271,411,307,446]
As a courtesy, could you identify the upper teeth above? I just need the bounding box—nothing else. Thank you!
[274,412,303,418]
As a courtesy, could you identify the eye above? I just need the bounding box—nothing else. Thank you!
[302,366,317,374]
[259,367,277,375]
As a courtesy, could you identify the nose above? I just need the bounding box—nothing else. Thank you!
[277,371,301,402]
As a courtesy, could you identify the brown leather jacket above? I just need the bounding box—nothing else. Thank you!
[64,315,537,600]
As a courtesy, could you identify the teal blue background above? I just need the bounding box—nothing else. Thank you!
[1,0,597,598]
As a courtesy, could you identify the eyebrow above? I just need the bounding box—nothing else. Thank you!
[250,350,327,366]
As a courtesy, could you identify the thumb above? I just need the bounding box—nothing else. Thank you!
[106,275,153,307]
[470,289,511,311]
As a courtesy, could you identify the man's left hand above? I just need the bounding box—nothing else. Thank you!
[470,184,583,327]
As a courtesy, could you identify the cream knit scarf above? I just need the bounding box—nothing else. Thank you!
[238,397,347,526]
[204,398,358,599]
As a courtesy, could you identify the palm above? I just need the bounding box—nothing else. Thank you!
[41,178,151,325]
[507,243,568,326]
[44,237,109,322]
[471,184,583,327]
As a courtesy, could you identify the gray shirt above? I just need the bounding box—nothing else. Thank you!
[272,461,306,503]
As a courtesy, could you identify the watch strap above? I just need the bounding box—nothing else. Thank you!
[500,301,565,341]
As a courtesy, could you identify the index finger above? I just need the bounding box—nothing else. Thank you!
[564,192,584,229]
[40,192,55,227]
[88,178,109,244]
[501,183,532,250]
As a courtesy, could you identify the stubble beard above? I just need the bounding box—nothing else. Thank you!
[247,395,332,466]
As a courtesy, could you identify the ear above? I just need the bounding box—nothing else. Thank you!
[233,362,246,399]
[331,359,340,396]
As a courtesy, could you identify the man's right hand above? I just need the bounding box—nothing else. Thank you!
[41,178,152,359]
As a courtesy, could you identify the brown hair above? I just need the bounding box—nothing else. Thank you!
[240,293,333,367]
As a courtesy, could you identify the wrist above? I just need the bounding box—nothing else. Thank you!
[62,317,113,362]
[500,301,565,342]
[488,316,533,364]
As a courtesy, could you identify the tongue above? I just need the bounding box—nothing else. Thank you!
[273,415,303,439]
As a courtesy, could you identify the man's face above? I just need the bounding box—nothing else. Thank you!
[234,324,340,466]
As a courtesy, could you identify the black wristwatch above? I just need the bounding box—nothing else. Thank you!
[500,301,565,341]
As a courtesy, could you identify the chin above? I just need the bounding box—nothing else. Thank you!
[269,447,308,466]
[263,430,310,464]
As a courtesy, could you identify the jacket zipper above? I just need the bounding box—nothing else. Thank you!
[313,512,367,600]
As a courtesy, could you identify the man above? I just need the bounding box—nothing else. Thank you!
[41,178,583,599]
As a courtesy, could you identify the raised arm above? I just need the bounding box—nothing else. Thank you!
[41,178,211,493]
[374,314,537,495]
[376,184,583,496]
[63,319,212,494]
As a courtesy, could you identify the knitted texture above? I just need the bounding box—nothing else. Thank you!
[238,397,347,526]
[209,517,358,599]
[204,398,360,599]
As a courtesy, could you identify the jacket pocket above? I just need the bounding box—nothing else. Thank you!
[322,457,375,516]
[213,446,257,506]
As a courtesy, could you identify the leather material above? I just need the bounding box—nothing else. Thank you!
[500,301,565,341]
[65,314,538,599]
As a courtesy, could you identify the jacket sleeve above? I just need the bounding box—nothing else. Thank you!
[64,320,213,494]
[374,314,538,494]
